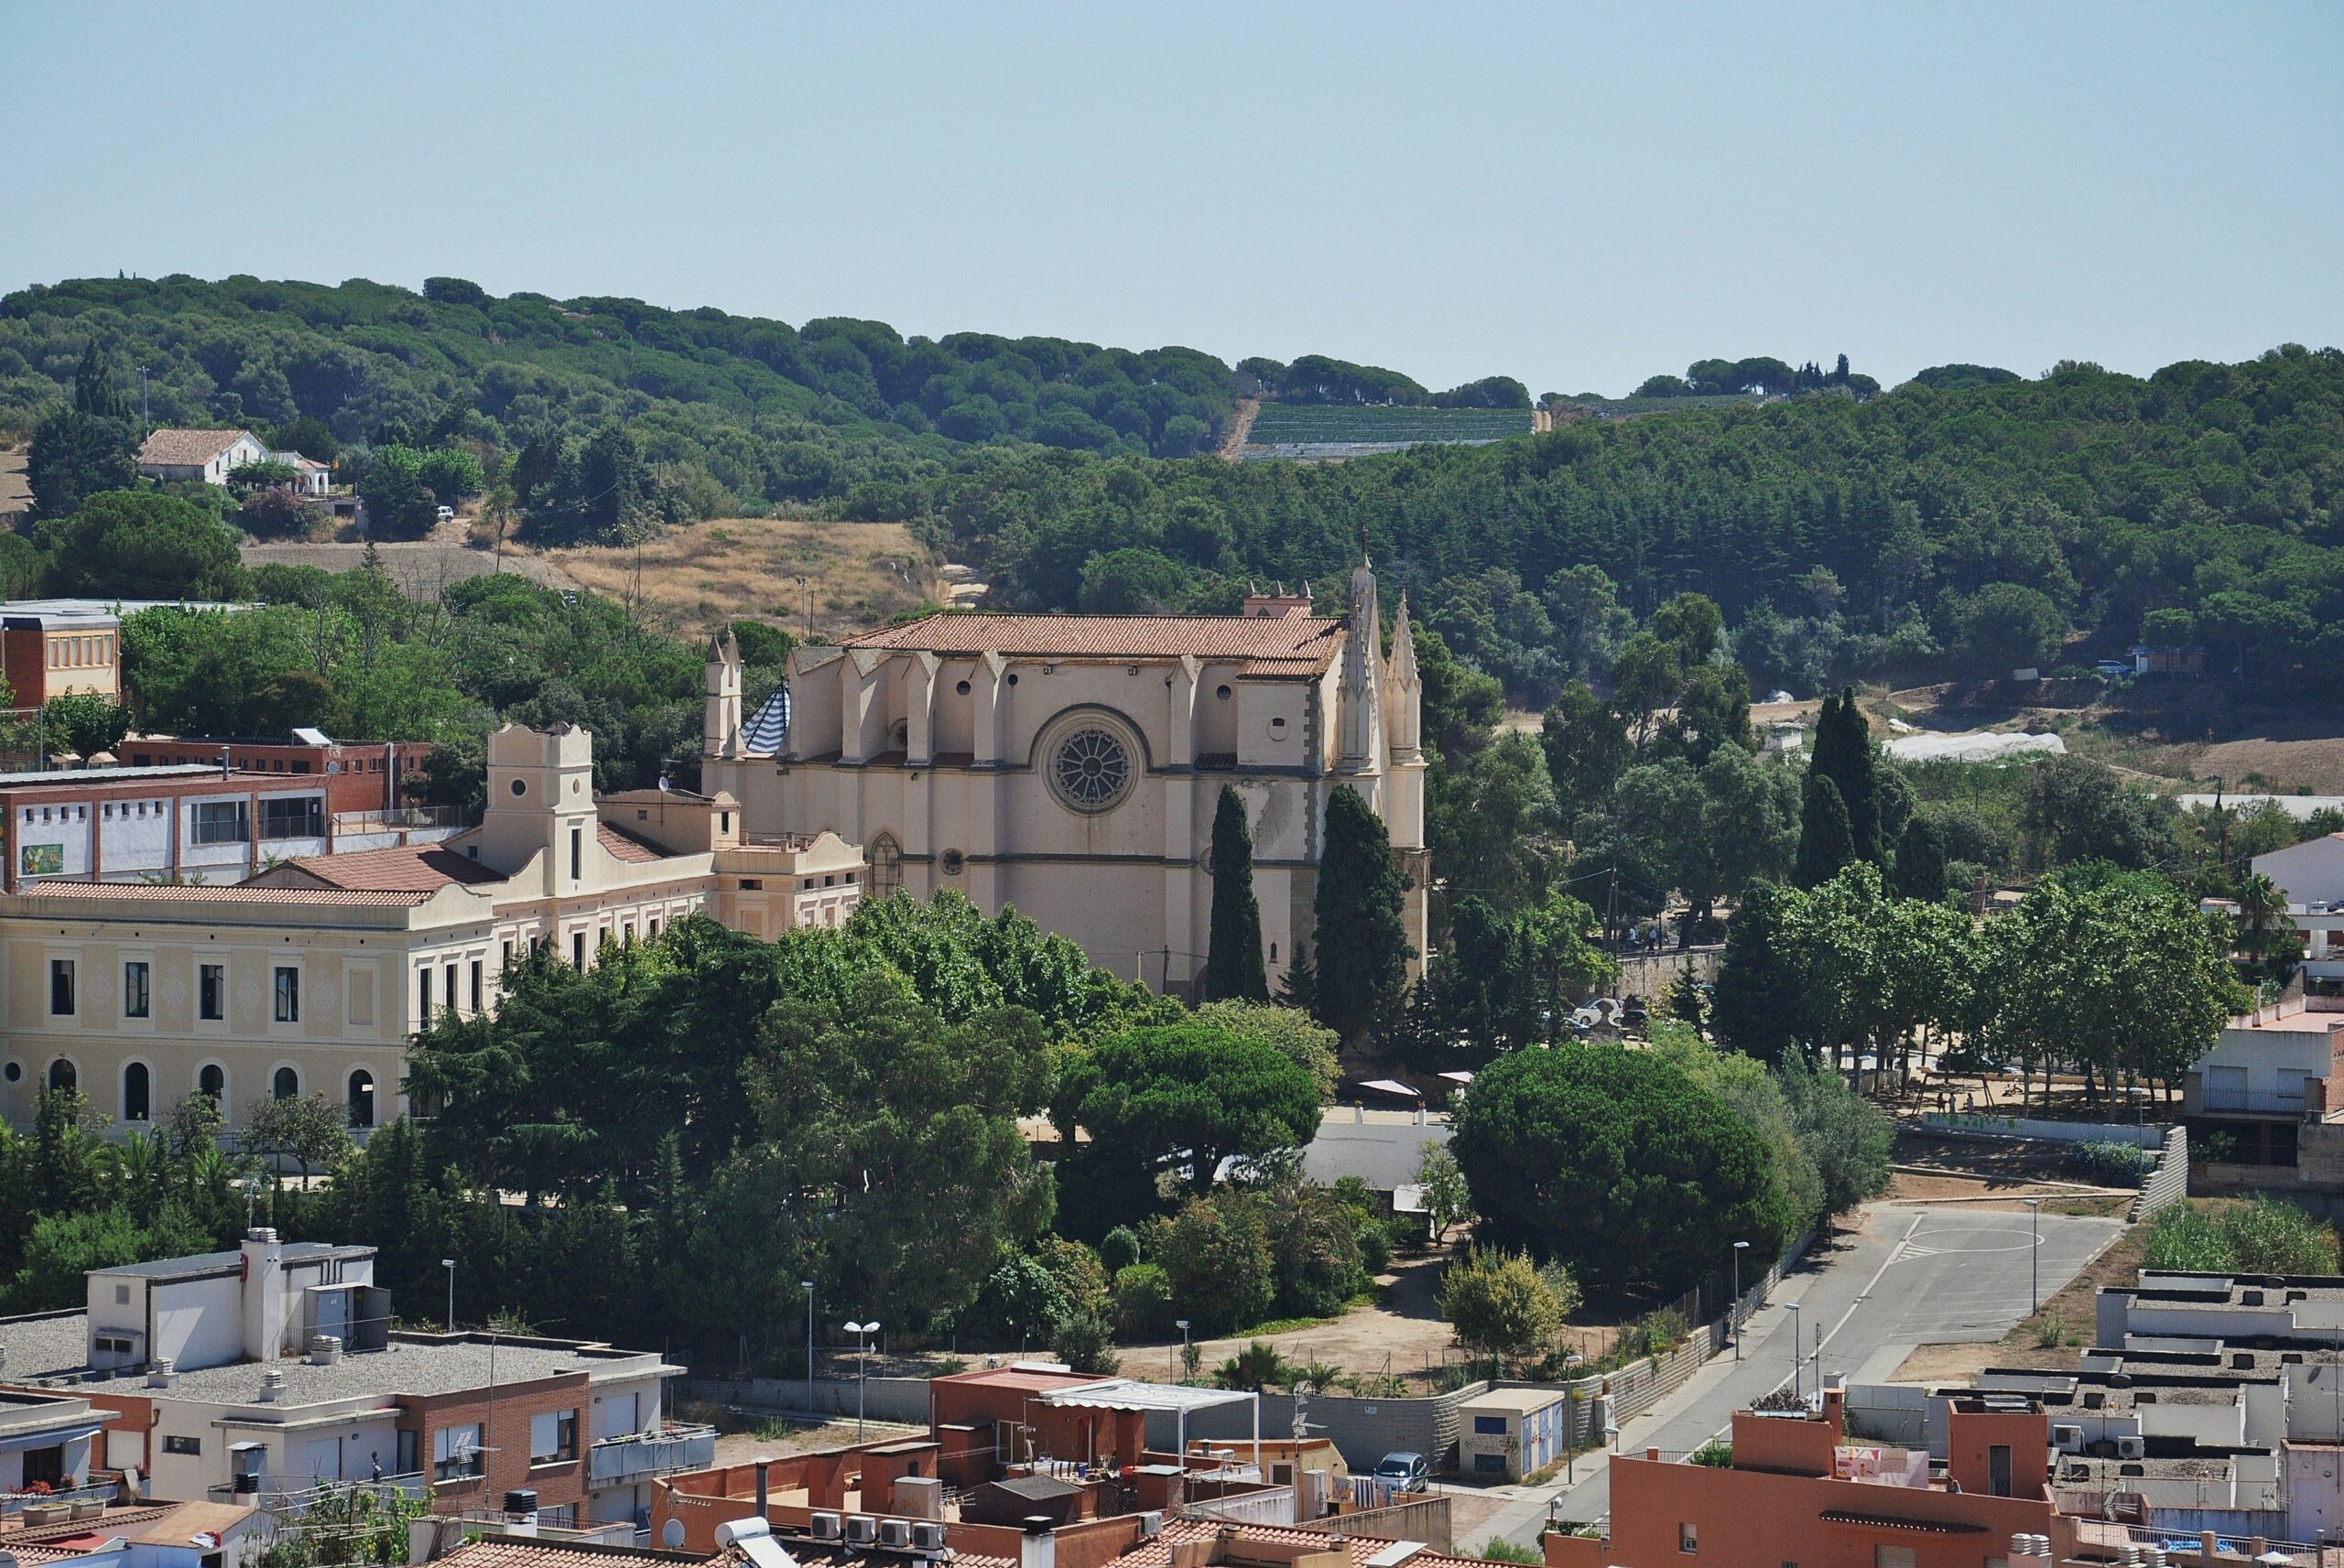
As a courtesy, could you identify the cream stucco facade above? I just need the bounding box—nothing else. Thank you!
[0,724,864,1134]
[700,561,1427,996]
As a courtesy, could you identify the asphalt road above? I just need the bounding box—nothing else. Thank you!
[1479,1203,2123,1548]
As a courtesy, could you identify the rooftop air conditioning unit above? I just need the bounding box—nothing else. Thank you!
[845,1516,878,1547]
[2052,1424,2086,1453]
[1137,1513,1164,1540]
[2117,1436,2146,1460]
[878,1520,911,1549]
[810,1513,843,1542]
[910,1523,947,1553]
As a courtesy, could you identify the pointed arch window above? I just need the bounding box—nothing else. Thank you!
[869,833,902,901]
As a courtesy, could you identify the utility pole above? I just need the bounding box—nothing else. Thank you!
[137,366,149,428]
[2211,774,2230,875]
[1606,867,1621,951]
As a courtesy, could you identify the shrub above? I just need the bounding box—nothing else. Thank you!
[1112,1263,1175,1339]
[1481,1541,1544,1563]
[1438,1247,1568,1364]
[1689,1440,1732,1468]
[2068,1141,2153,1187]
[1052,1312,1120,1376]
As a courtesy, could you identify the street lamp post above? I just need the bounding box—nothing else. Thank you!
[844,1320,880,1440]
[441,1259,455,1334]
[1786,1303,1801,1405]
[1731,1241,1750,1360]
[802,1281,816,1419]
[2026,1198,2042,1313]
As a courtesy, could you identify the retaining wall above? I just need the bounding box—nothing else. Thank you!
[1921,1112,2165,1149]
[679,1374,934,1427]
[2132,1125,2190,1221]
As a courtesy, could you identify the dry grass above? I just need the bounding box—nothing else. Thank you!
[0,445,28,524]
[529,517,934,640]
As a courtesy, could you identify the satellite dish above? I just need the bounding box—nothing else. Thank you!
[662,1520,687,1550]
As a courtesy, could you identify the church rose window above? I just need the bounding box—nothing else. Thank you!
[1049,727,1134,813]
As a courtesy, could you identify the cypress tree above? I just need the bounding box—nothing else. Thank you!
[1711,881,1803,1065]
[1891,814,1949,903]
[1795,773,1856,889]
[1808,688,1883,865]
[1203,785,1269,1001]
[1312,784,1411,1044]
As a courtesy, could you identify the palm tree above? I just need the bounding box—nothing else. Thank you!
[2236,872,2293,978]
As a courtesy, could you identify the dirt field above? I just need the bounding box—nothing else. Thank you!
[1881,680,2344,794]
[0,446,28,523]
[243,537,577,597]
[538,517,933,640]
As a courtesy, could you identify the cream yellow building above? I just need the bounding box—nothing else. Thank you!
[700,558,1427,996]
[0,724,864,1134]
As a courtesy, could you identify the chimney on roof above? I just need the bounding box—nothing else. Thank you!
[754,1456,773,1515]
[1019,1517,1057,1568]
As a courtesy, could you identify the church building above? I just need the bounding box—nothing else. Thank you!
[701,559,1428,996]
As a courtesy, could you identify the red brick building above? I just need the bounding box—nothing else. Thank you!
[116,734,431,817]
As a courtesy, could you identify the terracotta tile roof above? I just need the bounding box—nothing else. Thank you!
[256,844,505,892]
[0,1544,96,1565]
[136,427,255,466]
[429,1539,724,1568]
[1124,1519,1482,1568]
[839,613,1346,676]
[16,880,436,907]
[598,821,668,863]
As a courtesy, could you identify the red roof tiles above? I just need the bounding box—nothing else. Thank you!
[17,881,436,907]
[839,613,1345,676]
[598,822,668,863]
[255,844,505,892]
[136,428,255,466]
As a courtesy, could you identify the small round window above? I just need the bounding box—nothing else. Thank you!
[509,778,527,796]
[1216,685,1232,700]
[1048,726,1134,813]
[1269,716,1288,741]
[940,849,966,876]
[956,680,971,696]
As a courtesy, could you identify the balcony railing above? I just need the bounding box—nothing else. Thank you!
[207,1473,429,1512]
[4,1480,121,1516]
[2201,1089,2307,1115]
[332,806,474,835]
[586,1423,716,1486]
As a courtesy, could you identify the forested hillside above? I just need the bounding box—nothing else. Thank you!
[3,274,2339,703]
[949,348,2344,702]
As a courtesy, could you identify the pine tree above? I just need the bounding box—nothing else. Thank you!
[28,345,137,520]
[1203,786,1269,1001]
[1807,689,1883,865]
[1795,773,1856,889]
[1313,784,1411,1044]
[1891,814,1948,903]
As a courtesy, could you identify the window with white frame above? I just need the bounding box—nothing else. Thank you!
[529,1409,577,1465]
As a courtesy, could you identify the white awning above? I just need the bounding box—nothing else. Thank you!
[1037,1379,1254,1413]
[1354,1077,1421,1099]
[1438,1071,1473,1085]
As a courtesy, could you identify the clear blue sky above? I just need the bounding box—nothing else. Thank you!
[5,2,2339,396]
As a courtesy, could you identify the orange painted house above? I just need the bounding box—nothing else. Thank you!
[1547,1390,2074,1568]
